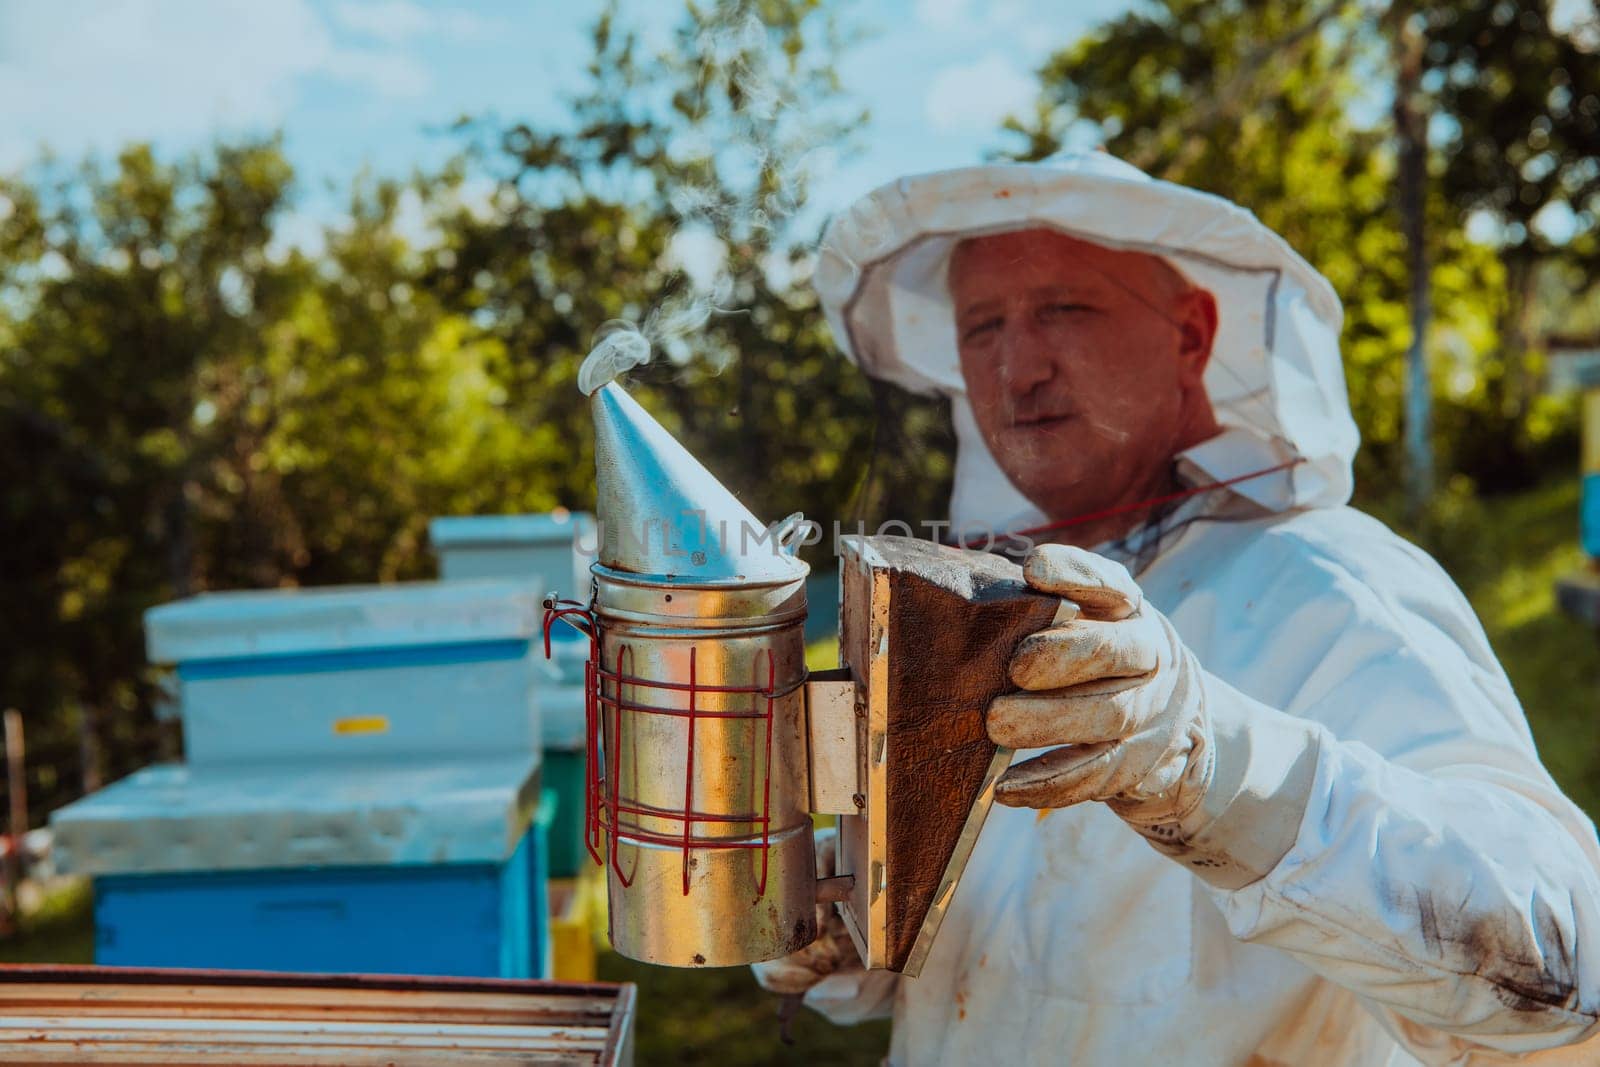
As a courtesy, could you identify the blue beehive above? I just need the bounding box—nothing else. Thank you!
[429,511,595,592]
[430,514,595,878]
[143,581,544,766]
[1583,390,1600,560]
[50,580,553,978]
[54,765,553,977]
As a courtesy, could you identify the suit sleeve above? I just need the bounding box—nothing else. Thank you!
[1164,530,1600,1059]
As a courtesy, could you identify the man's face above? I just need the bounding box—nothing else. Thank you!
[949,228,1218,522]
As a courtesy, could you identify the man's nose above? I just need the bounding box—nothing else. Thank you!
[998,325,1056,395]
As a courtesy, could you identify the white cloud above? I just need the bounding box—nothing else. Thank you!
[0,0,431,170]
[333,0,432,41]
[328,48,431,98]
[924,54,1036,134]
[331,1,495,45]
[914,0,972,30]
[913,0,1031,32]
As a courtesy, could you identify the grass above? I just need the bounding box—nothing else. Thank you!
[3,478,1595,1066]
[597,953,891,1064]
[0,878,94,965]
[1427,477,1600,819]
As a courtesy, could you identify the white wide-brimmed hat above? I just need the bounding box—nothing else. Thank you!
[814,152,1358,534]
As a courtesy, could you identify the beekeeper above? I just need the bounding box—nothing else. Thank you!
[755,153,1600,1065]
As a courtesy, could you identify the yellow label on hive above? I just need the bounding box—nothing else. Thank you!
[333,715,390,736]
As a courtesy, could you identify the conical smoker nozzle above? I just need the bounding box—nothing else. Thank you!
[586,380,818,968]
[591,382,806,583]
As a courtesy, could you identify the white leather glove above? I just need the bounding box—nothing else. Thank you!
[988,544,1215,824]
[751,830,859,993]
[987,544,1323,889]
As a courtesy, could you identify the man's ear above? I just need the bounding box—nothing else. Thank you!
[1176,287,1219,388]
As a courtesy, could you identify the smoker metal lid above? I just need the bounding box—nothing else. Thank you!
[49,755,541,876]
[590,383,807,585]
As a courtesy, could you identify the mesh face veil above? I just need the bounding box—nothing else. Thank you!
[814,152,1358,538]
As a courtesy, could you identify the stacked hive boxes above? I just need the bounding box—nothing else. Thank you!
[50,580,552,979]
[1585,386,1600,560]
[427,511,601,979]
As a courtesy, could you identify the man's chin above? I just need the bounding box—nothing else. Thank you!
[1000,469,1100,516]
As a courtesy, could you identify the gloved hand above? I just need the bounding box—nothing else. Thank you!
[751,829,860,995]
[987,543,1215,827]
[986,544,1325,890]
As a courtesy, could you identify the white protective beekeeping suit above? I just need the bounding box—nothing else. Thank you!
[799,153,1600,1065]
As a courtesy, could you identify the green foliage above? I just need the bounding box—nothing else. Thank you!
[2,140,309,806]
[0,879,95,966]
[1371,475,1600,817]
[0,0,888,818]
[434,0,909,540]
[0,143,550,813]
[1428,3,1600,267]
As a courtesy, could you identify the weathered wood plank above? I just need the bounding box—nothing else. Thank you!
[0,967,633,1065]
[839,536,1057,972]
[0,983,615,1024]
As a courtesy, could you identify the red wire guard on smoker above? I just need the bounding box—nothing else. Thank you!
[542,599,778,899]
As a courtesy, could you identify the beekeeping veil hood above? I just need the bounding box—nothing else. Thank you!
[814,152,1359,535]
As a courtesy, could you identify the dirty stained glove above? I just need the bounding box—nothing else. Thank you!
[989,543,1213,823]
[751,828,899,1023]
[987,544,1324,889]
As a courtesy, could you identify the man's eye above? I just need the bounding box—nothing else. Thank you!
[961,317,1002,342]
[1039,302,1094,320]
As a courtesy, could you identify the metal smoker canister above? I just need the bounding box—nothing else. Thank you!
[583,381,817,967]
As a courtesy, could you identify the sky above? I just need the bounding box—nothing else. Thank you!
[0,0,1131,244]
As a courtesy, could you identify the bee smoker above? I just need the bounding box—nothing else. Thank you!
[546,377,1053,973]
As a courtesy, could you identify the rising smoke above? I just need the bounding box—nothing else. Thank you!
[577,4,837,395]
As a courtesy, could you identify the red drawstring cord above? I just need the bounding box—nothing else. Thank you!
[1010,457,1305,540]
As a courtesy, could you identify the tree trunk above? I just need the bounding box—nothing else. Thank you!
[1393,7,1433,517]
[1504,255,1540,422]
[78,704,103,796]
[166,478,195,599]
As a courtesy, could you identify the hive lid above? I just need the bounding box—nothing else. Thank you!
[49,754,542,876]
[591,382,807,584]
[428,511,594,550]
[145,579,541,665]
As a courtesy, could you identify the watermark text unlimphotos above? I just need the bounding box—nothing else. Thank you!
[574,510,1036,563]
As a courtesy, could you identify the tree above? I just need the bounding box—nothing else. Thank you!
[0,143,543,814]
[1390,1,1434,514]
[435,0,948,537]
[1,141,304,806]
[0,0,891,817]
[1424,1,1600,486]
